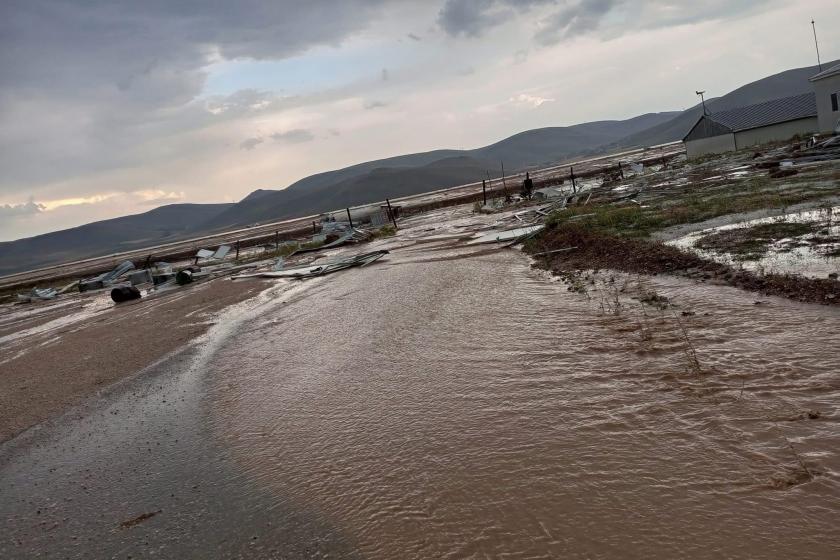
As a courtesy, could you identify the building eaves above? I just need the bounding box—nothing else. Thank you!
[809,63,840,82]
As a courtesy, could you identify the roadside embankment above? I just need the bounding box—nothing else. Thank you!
[0,277,268,444]
[527,222,840,305]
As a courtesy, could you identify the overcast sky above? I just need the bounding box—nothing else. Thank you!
[1,0,837,241]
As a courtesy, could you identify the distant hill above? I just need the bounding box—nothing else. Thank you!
[613,60,838,149]
[0,203,232,276]
[201,111,678,230]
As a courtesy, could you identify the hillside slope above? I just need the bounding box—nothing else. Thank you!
[0,203,233,276]
[202,111,678,230]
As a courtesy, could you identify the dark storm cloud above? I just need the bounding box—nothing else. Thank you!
[438,0,772,42]
[534,0,618,44]
[437,0,554,37]
[0,0,389,192]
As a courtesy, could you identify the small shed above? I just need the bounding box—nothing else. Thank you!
[683,93,818,158]
[809,63,840,134]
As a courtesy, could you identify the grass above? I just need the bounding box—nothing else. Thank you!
[695,221,814,260]
[370,225,397,239]
[545,182,828,239]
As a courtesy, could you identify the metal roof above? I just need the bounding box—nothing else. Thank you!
[684,92,817,140]
[810,63,840,82]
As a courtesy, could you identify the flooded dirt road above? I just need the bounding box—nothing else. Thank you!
[2,207,840,558]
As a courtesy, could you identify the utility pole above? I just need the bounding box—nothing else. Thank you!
[696,91,708,116]
[385,198,398,229]
[570,166,577,193]
[345,208,354,229]
[482,179,487,205]
[812,19,822,72]
[500,161,507,197]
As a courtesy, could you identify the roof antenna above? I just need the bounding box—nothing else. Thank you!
[811,19,822,72]
[696,91,708,116]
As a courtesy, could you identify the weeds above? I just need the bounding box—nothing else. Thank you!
[768,426,816,489]
[596,283,623,315]
[674,312,703,375]
[370,225,397,239]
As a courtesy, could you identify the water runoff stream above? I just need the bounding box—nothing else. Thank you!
[2,206,839,559]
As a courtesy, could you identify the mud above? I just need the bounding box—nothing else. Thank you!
[0,277,268,443]
[1,203,839,558]
[531,221,840,307]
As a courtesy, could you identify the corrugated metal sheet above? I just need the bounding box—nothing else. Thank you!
[683,93,817,140]
[714,93,815,133]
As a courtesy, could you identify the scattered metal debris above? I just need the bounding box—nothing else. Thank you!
[194,245,231,264]
[233,250,389,280]
[128,270,154,286]
[16,287,58,303]
[292,229,371,255]
[467,225,545,245]
[79,260,135,292]
[531,246,579,257]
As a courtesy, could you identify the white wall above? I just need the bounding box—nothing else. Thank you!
[812,74,840,133]
[734,117,819,148]
[685,134,736,158]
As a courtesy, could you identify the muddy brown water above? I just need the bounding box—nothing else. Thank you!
[1,209,839,558]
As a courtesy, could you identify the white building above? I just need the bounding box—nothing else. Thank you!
[809,63,840,134]
[682,93,818,158]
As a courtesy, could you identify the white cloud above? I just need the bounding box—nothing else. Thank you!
[510,93,555,107]
[0,197,45,217]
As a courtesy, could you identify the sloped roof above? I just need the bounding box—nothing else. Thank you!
[810,63,840,82]
[685,93,817,140]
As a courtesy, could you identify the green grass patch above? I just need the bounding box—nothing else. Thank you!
[546,184,828,239]
[695,221,814,260]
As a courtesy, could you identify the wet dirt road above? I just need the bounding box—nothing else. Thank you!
[2,207,840,558]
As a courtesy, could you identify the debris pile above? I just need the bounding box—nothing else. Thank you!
[234,250,389,280]
[16,287,58,303]
[79,260,135,292]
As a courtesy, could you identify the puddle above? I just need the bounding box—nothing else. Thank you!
[671,206,840,278]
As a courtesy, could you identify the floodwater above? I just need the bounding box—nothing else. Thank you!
[2,206,840,558]
[671,205,840,278]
